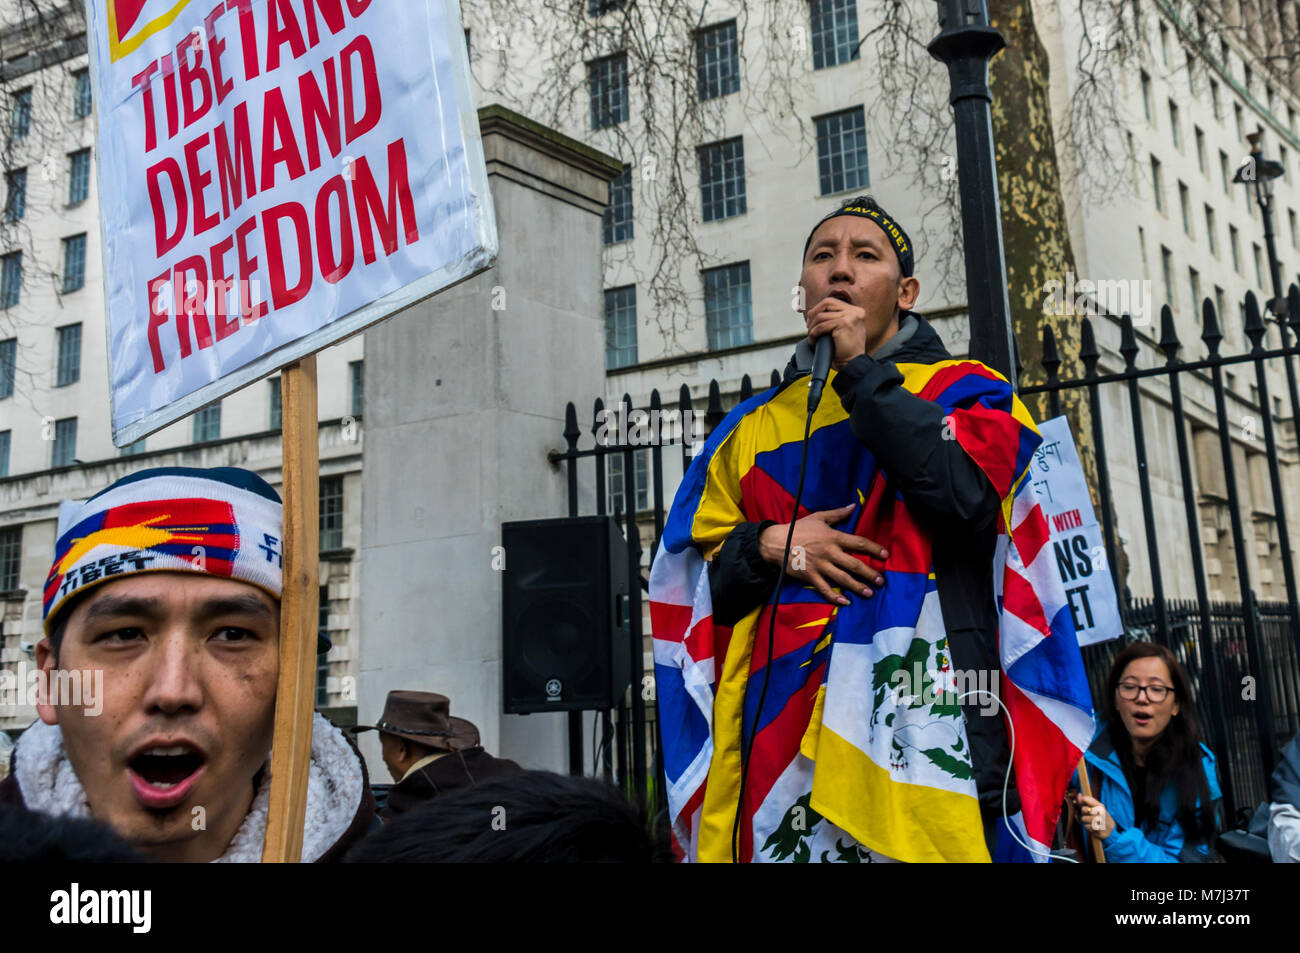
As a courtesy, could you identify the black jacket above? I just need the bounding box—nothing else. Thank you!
[381,746,522,821]
[706,313,1017,847]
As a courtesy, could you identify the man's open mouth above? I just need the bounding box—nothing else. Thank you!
[127,743,206,810]
[828,290,853,304]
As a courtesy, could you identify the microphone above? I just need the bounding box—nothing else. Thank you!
[807,332,834,413]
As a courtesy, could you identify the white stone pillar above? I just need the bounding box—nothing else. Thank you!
[357,105,621,776]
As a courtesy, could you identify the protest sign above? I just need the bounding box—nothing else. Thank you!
[87,0,497,444]
[1031,416,1124,646]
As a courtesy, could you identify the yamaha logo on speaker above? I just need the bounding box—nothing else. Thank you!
[545,678,562,700]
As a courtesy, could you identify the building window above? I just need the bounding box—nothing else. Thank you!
[52,417,77,468]
[810,0,860,70]
[1158,21,1170,67]
[10,89,31,140]
[4,169,25,221]
[1229,224,1241,273]
[587,0,625,13]
[696,20,739,101]
[55,323,81,387]
[316,585,330,706]
[1210,79,1221,120]
[1189,267,1200,313]
[1,252,21,308]
[699,137,746,222]
[1178,182,1191,236]
[1168,101,1180,150]
[1234,103,1243,143]
[349,360,364,416]
[608,449,649,514]
[269,377,282,430]
[1290,209,1298,250]
[193,401,221,442]
[815,106,868,195]
[320,476,344,550]
[703,261,753,350]
[1194,126,1205,174]
[1150,156,1163,212]
[119,438,145,456]
[1214,287,1227,328]
[603,164,633,245]
[0,338,13,398]
[1140,71,1152,122]
[61,234,86,293]
[0,525,20,590]
[1253,243,1264,288]
[73,68,92,119]
[1205,206,1217,256]
[1160,246,1174,310]
[1219,150,1230,195]
[0,430,9,477]
[604,285,637,370]
[588,53,628,130]
[68,149,91,205]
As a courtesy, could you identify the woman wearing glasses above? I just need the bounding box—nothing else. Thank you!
[1074,641,1223,862]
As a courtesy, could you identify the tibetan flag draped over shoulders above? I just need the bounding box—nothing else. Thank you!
[649,357,1095,862]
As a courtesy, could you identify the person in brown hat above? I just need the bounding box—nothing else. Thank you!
[356,691,521,821]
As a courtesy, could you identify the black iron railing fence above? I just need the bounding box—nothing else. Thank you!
[549,285,1300,826]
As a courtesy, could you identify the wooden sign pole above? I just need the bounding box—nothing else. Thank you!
[1077,755,1107,863]
[262,356,321,863]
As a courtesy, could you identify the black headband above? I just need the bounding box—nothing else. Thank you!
[803,201,915,278]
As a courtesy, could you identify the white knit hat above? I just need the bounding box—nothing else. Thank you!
[43,466,283,634]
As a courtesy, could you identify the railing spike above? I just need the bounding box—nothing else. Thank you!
[1158,304,1180,364]
[563,401,580,451]
[1244,290,1266,347]
[1201,296,1223,356]
[739,373,752,402]
[1041,324,1060,377]
[592,396,606,438]
[1119,313,1138,371]
[1080,318,1099,377]
[705,379,725,433]
[770,368,781,389]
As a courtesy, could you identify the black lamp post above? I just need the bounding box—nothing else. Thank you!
[1233,127,1300,432]
[927,0,1016,387]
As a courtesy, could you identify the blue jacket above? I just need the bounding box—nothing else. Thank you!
[1074,723,1222,863]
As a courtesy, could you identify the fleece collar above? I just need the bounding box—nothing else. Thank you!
[12,712,363,863]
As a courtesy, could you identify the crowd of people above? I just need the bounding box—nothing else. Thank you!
[1,197,1297,863]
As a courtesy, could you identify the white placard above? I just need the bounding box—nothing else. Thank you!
[87,0,497,444]
[1033,416,1124,646]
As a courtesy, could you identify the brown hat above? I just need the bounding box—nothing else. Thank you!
[355,691,480,752]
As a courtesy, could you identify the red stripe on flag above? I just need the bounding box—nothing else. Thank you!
[1002,564,1052,638]
[739,465,811,524]
[1012,502,1052,568]
[915,361,1006,404]
[949,405,1025,498]
[1003,676,1081,846]
[650,600,693,645]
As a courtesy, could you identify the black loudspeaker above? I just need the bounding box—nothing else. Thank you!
[501,516,631,713]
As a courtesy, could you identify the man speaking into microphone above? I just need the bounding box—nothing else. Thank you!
[650,196,1069,862]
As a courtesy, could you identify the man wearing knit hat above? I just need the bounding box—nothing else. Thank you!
[0,466,376,862]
